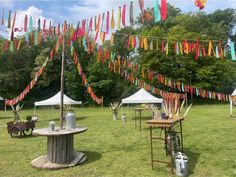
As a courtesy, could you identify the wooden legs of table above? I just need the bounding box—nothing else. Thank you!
[150,126,154,170]
[31,134,87,169]
[139,112,141,130]
[149,126,174,174]
[180,121,184,152]
[134,110,142,130]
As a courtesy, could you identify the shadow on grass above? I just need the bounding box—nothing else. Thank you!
[76,116,88,121]
[8,134,40,139]
[0,116,13,120]
[81,150,102,164]
[184,149,200,175]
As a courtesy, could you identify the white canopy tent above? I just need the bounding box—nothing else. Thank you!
[119,88,162,123]
[121,88,162,104]
[34,91,82,113]
[0,97,4,101]
[230,89,236,117]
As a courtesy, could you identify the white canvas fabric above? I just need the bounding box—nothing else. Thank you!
[34,91,82,106]
[121,88,162,104]
[0,97,4,100]
[231,89,236,96]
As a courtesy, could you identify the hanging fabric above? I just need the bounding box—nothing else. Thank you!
[139,0,144,12]
[94,16,97,31]
[215,46,219,58]
[10,30,14,41]
[118,7,121,30]
[38,18,41,31]
[154,0,161,22]
[130,1,134,26]
[7,10,11,28]
[96,14,101,32]
[230,42,236,61]
[111,9,115,30]
[11,12,16,30]
[195,39,200,60]
[24,15,28,32]
[161,0,167,21]
[1,8,4,25]
[106,11,109,34]
[34,31,38,45]
[208,40,215,56]
[29,16,33,32]
[122,4,126,27]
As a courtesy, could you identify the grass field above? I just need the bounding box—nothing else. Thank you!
[0,104,236,177]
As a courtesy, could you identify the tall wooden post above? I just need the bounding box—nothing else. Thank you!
[60,28,65,130]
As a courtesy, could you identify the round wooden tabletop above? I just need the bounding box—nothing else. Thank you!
[33,127,87,136]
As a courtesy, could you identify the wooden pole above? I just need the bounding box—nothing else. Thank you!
[60,28,65,130]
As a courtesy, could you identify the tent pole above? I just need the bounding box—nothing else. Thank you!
[60,24,65,130]
[34,106,36,115]
[230,96,232,118]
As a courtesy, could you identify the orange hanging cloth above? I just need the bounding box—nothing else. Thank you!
[111,9,115,30]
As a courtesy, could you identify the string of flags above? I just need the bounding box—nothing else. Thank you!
[4,36,63,106]
[113,33,236,61]
[108,57,188,101]
[0,0,168,46]
[80,39,229,102]
[5,57,49,106]
[70,41,103,105]
[108,58,229,102]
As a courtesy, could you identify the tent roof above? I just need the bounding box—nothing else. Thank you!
[0,97,4,101]
[121,88,162,104]
[34,91,82,106]
[232,89,236,96]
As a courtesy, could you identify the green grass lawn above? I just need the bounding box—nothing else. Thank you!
[0,104,236,177]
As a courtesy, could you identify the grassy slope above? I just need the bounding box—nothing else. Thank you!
[0,104,236,177]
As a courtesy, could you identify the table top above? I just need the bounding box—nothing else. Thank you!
[146,117,184,127]
[33,127,87,136]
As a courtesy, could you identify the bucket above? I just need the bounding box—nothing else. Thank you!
[121,114,126,123]
[161,112,166,119]
[66,111,76,130]
[48,121,55,131]
[175,152,188,176]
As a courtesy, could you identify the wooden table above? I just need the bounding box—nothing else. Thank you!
[133,108,152,130]
[146,117,184,174]
[31,127,87,169]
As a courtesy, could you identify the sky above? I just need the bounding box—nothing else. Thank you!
[0,0,235,38]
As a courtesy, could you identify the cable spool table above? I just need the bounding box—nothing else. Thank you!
[31,127,87,169]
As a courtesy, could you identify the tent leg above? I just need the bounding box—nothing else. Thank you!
[34,106,36,115]
[4,102,6,118]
